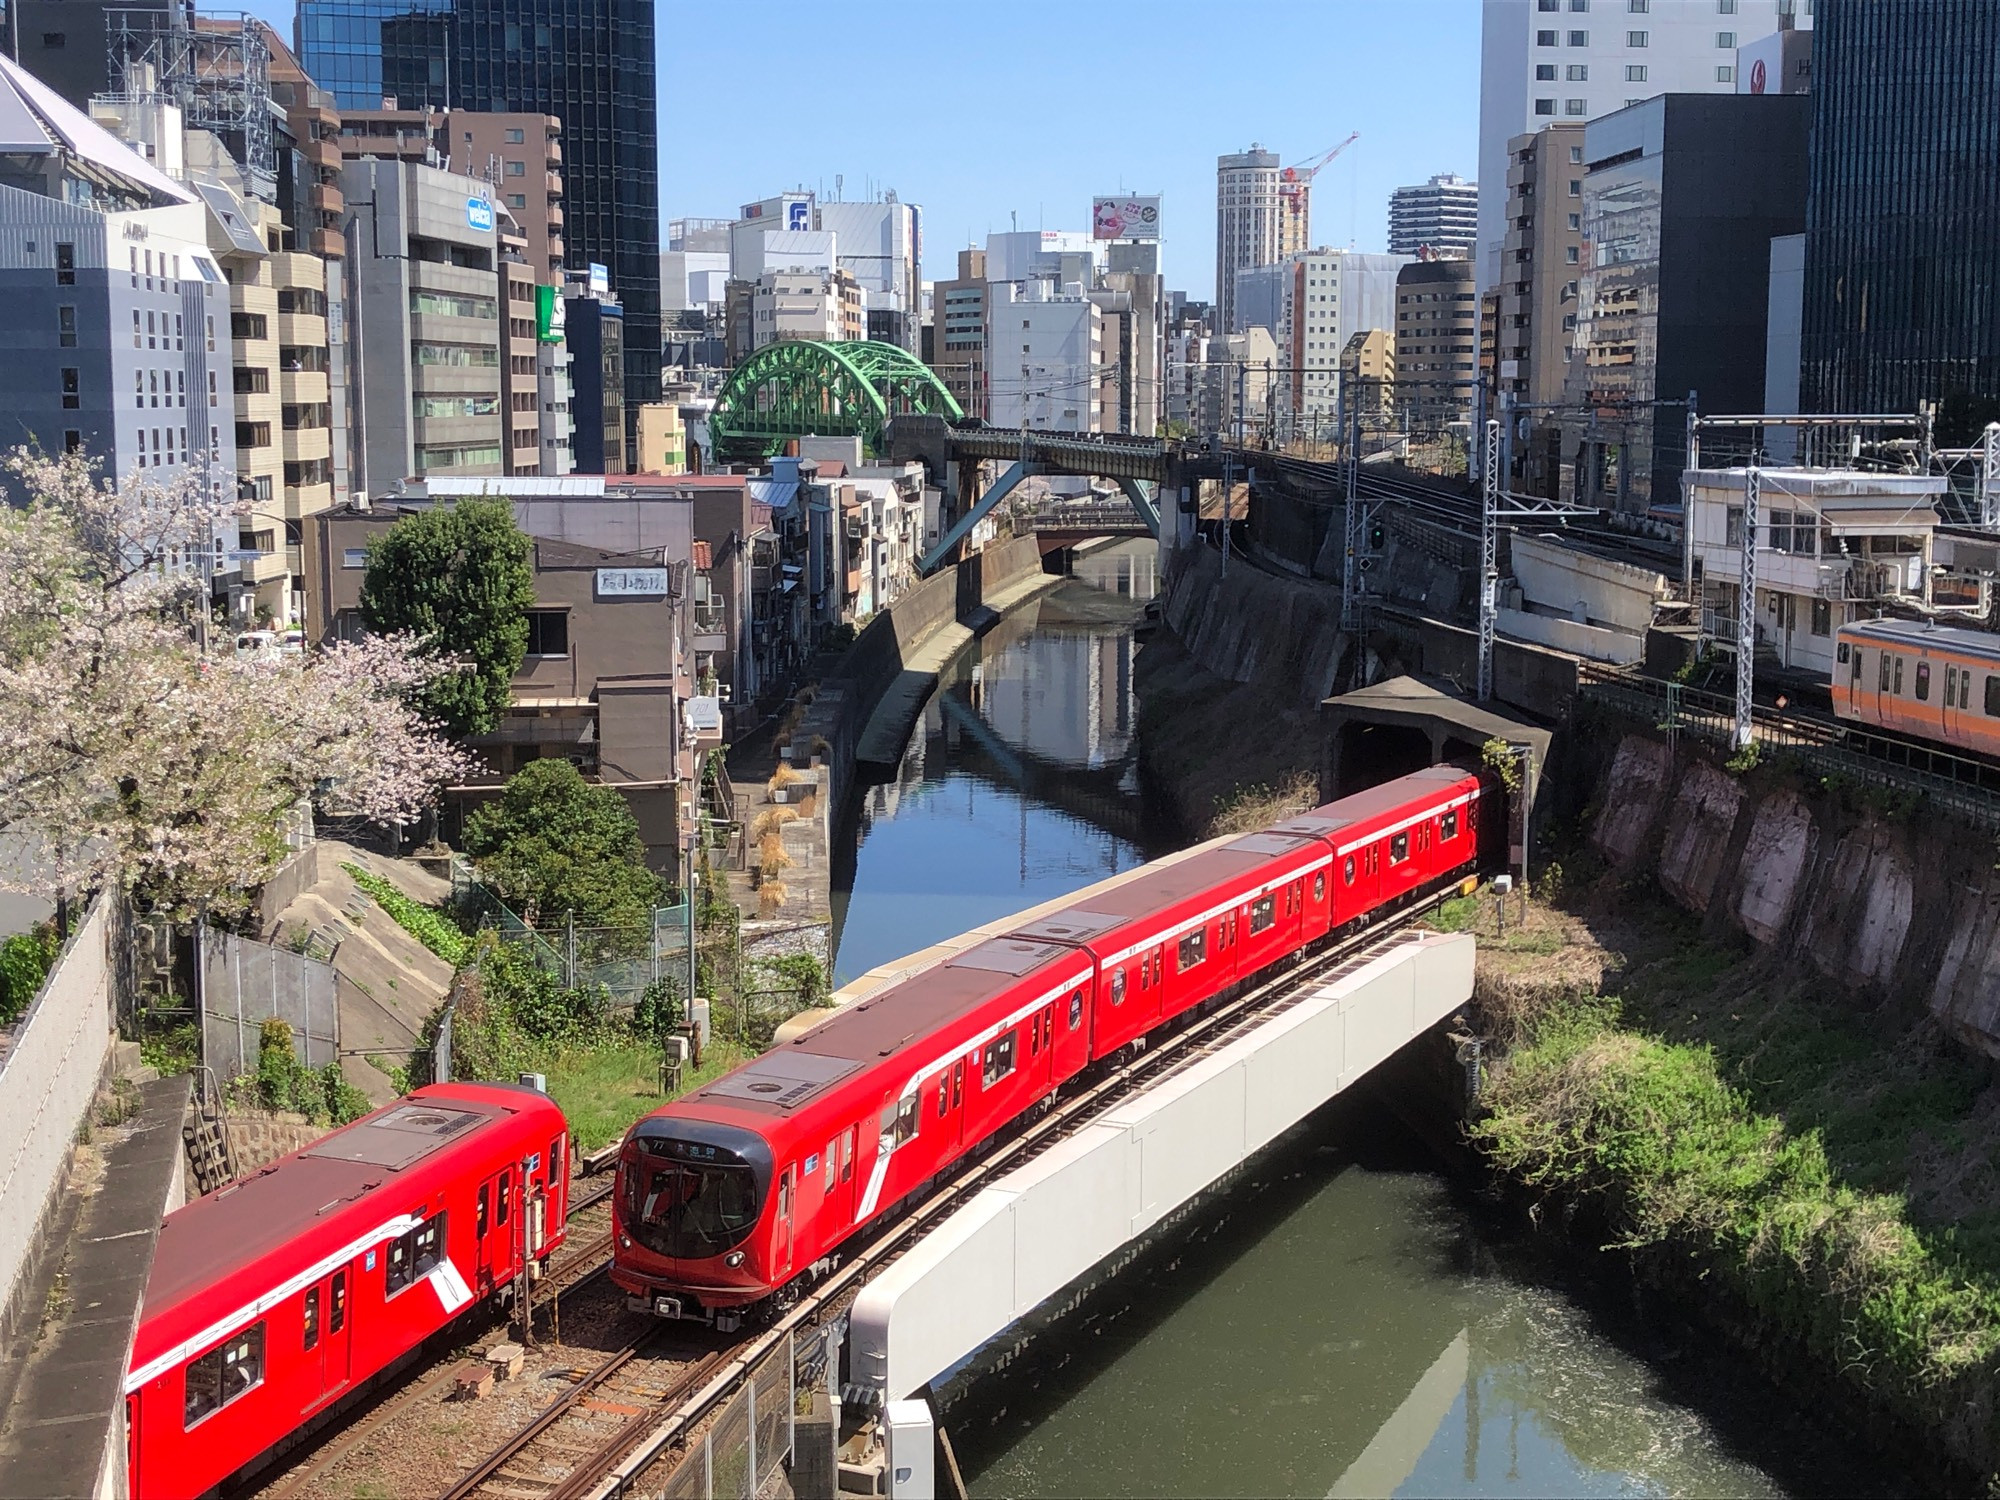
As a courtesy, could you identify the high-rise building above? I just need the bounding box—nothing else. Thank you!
[1278,250,1407,434]
[1564,93,1808,513]
[816,198,920,353]
[1802,0,2000,418]
[986,281,1102,432]
[8,0,172,108]
[931,248,988,419]
[1492,123,1584,492]
[1387,173,1479,258]
[749,266,865,348]
[1477,0,1805,288]
[1215,145,1307,334]
[564,276,625,474]
[296,0,661,416]
[1395,257,1479,432]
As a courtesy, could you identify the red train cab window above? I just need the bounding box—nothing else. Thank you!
[476,1185,489,1238]
[1916,661,1931,701]
[982,1032,1017,1087]
[1110,967,1127,1005]
[329,1273,346,1333]
[1390,833,1410,864]
[184,1323,264,1429]
[1069,989,1084,1028]
[497,1179,510,1227]
[1250,895,1275,934]
[1177,928,1206,971]
[1315,872,1327,901]
[549,1138,563,1186]
[302,1288,320,1351]
[386,1214,447,1297]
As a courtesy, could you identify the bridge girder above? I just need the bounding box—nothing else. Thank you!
[709,340,963,461]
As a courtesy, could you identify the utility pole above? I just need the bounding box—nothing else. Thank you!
[1734,461,1761,753]
[1478,417,1501,701]
[1982,422,2000,532]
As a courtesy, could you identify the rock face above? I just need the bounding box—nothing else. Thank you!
[1593,737,1672,869]
[1586,733,2000,1054]
[1656,762,1743,911]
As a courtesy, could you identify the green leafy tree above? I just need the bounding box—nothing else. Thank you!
[358,498,534,738]
[463,760,664,930]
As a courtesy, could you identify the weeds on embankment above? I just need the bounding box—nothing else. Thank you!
[1460,888,2000,1482]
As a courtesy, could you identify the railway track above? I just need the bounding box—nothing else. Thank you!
[577,909,1465,1500]
[250,1182,619,1500]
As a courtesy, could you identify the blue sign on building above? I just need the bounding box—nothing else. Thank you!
[466,197,494,233]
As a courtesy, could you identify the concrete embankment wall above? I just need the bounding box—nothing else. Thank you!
[0,897,117,1354]
[1579,727,2000,1060]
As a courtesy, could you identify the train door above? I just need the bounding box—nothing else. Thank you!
[303,1268,352,1408]
[774,1166,796,1284]
[124,1395,139,1497]
[1027,1000,1058,1089]
[475,1165,518,1292]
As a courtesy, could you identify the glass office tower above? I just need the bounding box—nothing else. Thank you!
[1802,0,2000,418]
[297,0,662,420]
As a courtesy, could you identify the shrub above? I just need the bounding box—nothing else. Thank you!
[0,924,61,1024]
[464,760,663,931]
[770,763,802,790]
[343,864,470,965]
[749,808,800,840]
[759,833,793,872]
[757,880,790,919]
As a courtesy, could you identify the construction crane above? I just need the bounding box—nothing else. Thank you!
[1278,133,1360,226]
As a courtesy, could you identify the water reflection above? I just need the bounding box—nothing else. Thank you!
[829,544,1164,985]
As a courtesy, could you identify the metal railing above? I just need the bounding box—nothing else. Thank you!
[656,1331,799,1499]
[1576,662,2000,830]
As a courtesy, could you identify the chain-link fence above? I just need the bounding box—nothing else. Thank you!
[199,927,338,1080]
[657,1332,798,1500]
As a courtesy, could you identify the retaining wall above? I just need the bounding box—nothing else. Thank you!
[0,897,116,1356]
[1585,730,2000,1060]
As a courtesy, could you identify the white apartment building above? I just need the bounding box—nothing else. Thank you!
[987,280,1102,433]
[750,266,865,349]
[1476,0,1806,288]
[984,230,1099,284]
[537,334,574,476]
[1388,173,1480,258]
[1277,250,1408,435]
[816,199,920,350]
[1216,145,1308,335]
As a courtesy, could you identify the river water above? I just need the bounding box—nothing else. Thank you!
[828,541,1898,1500]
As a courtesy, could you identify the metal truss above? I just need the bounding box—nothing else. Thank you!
[709,339,963,462]
[1477,416,1598,702]
[108,9,273,188]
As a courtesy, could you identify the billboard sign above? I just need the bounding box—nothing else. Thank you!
[788,199,811,231]
[465,197,494,233]
[596,567,671,597]
[588,262,610,298]
[1092,195,1161,242]
[535,284,565,342]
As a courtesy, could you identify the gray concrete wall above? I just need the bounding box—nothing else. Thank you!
[0,896,114,1358]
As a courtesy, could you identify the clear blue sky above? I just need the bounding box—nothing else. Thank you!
[244,0,1479,299]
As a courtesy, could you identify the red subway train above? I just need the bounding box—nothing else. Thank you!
[125,1082,570,1500]
[610,764,1499,1326]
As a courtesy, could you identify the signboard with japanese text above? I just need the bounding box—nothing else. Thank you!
[1092,195,1161,242]
[596,567,671,597]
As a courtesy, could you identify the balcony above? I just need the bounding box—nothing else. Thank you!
[547,204,564,231]
[303,135,340,170]
[312,183,344,216]
[545,140,562,167]
[545,173,563,200]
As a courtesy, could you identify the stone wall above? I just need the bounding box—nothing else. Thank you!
[224,1109,329,1175]
[1585,731,2000,1060]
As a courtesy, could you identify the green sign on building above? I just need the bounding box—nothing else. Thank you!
[535,285,566,343]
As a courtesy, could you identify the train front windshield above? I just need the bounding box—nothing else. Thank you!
[624,1149,762,1259]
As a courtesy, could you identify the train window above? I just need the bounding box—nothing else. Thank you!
[826,1139,838,1190]
[1916,662,1932,701]
[936,1078,949,1118]
[1965,670,1975,710]
[1250,895,1275,934]
[1837,641,1850,665]
[476,1185,489,1238]
[385,1213,447,1298]
[1314,873,1326,902]
[842,1128,855,1182]
[881,1095,920,1151]
[329,1273,346,1333]
[952,1062,963,1109]
[1343,856,1356,885]
[1390,833,1410,864]
[1894,656,1905,695]
[497,1179,510,1227]
[983,1032,1018,1087]
[1852,647,1863,683]
[302,1288,320,1352]
[1987,676,2000,717]
[1069,989,1084,1029]
[1442,809,1459,840]
[183,1323,264,1429]
[1947,665,1957,705]
[1177,928,1206,971]
[1111,967,1127,1005]
[1880,651,1892,692]
[549,1138,563,1187]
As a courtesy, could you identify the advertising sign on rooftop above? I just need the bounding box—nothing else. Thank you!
[1092,195,1161,242]
[535,284,565,343]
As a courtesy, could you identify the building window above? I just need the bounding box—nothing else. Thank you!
[60,368,79,409]
[1567,29,1588,44]
[1537,28,1558,44]
[1716,30,1735,46]
[64,430,81,453]
[523,610,569,657]
[1538,0,1559,8]
[342,548,367,569]
[1570,0,1589,7]
[1717,0,1736,11]
[1565,98,1588,115]
[509,193,526,208]
[1567,212,1581,230]
[505,126,525,143]
[1628,29,1648,44]
[1569,178,1583,196]
[1567,64,1588,79]
[1628,0,1648,9]
[1810,597,1831,637]
[1536,63,1557,79]
[1624,63,1648,82]
[1716,64,1734,81]
[1566,245,1581,263]
[505,160,525,177]
[40,32,64,47]
[1534,97,1557,115]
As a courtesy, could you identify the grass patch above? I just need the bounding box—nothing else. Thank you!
[344,864,471,965]
[1479,990,2000,1469]
[542,1037,752,1153]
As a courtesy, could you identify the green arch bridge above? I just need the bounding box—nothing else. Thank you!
[707,339,963,462]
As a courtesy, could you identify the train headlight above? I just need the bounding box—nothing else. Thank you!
[619,1234,630,1248]
[725,1251,746,1267]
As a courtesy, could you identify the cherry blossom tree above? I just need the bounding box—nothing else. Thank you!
[0,449,474,919]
